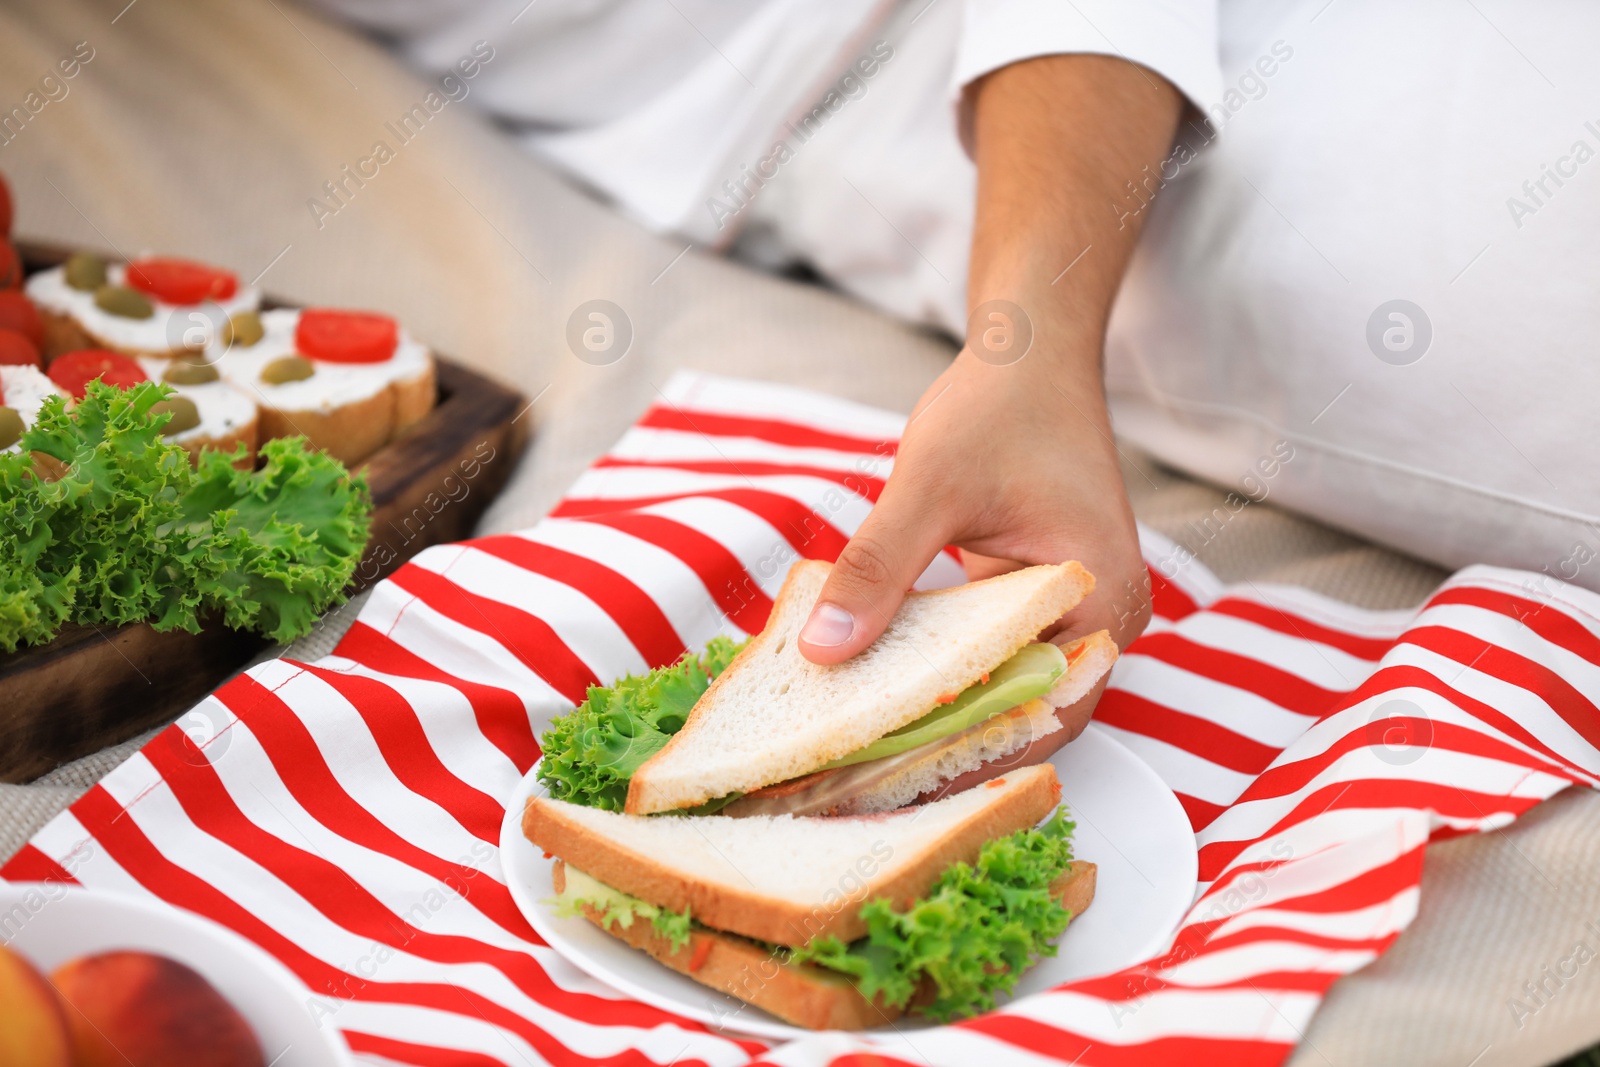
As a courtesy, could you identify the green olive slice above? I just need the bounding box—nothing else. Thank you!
[0,407,23,450]
[261,355,315,384]
[222,310,264,348]
[93,284,154,320]
[150,396,201,437]
[163,358,220,385]
[64,252,108,292]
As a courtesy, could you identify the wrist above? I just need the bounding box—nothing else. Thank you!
[959,290,1106,384]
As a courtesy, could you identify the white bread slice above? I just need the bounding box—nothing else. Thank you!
[525,762,1062,947]
[554,857,1097,1031]
[728,632,1123,818]
[625,560,1093,814]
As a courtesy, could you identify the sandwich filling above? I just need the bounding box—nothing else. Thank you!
[538,637,1074,815]
[550,808,1083,1022]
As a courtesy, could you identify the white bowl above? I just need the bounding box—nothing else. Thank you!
[0,881,354,1065]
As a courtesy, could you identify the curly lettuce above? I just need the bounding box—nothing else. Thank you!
[788,807,1080,1021]
[537,635,747,810]
[160,437,372,641]
[0,381,371,652]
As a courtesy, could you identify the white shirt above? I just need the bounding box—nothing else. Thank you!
[309,0,1221,330]
[310,0,1600,586]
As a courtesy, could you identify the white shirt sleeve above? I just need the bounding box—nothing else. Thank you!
[952,0,1222,150]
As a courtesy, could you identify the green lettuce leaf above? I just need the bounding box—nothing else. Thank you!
[537,635,747,810]
[22,383,191,630]
[551,864,693,953]
[158,437,372,641]
[788,807,1080,1020]
[0,380,372,652]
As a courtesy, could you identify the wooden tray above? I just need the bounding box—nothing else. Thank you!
[0,243,531,782]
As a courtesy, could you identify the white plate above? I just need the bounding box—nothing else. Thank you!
[501,723,1198,1040]
[0,882,355,1066]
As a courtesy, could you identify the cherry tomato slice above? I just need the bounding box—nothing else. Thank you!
[0,242,20,291]
[0,171,11,237]
[48,349,147,399]
[0,292,42,348]
[0,329,42,370]
[125,257,239,304]
[294,308,398,364]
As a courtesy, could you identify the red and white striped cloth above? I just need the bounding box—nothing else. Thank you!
[7,371,1600,1066]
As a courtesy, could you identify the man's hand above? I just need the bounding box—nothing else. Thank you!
[797,53,1183,745]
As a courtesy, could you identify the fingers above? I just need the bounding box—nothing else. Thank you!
[798,479,952,665]
[959,548,1022,582]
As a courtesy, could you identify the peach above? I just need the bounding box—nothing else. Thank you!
[49,951,263,1067]
[0,942,72,1066]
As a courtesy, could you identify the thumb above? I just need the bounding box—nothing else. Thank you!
[798,482,952,665]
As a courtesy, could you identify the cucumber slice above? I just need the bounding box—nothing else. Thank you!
[817,642,1067,771]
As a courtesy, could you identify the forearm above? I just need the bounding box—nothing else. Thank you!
[966,54,1183,374]
[801,55,1182,670]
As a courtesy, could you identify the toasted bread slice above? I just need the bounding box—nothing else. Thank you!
[133,359,260,466]
[28,264,261,362]
[221,309,437,466]
[526,763,1062,948]
[554,857,1097,1031]
[554,860,901,1030]
[625,561,1093,814]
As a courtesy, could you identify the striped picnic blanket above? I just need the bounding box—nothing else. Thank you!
[6,371,1598,1066]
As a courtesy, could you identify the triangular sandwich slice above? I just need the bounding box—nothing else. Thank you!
[622,560,1116,816]
[525,763,1096,1030]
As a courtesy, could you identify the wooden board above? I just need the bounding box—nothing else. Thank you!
[0,243,530,782]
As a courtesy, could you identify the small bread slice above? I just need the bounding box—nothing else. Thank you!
[554,857,1097,1031]
[526,762,1062,948]
[27,264,262,362]
[251,358,434,467]
[134,359,260,466]
[626,560,1093,815]
[36,308,203,361]
[220,309,437,466]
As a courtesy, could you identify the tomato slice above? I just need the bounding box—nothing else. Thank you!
[0,241,20,291]
[295,308,398,364]
[688,936,713,973]
[0,292,42,347]
[48,349,148,399]
[0,329,42,370]
[125,257,239,305]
